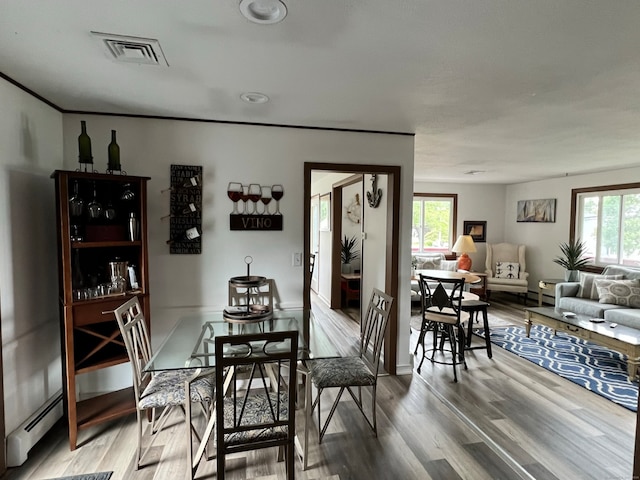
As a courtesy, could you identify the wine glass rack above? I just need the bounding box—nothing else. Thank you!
[165,164,203,254]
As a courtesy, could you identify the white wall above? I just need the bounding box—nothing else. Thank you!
[341,180,363,272]
[0,79,63,434]
[62,115,416,380]
[506,167,640,294]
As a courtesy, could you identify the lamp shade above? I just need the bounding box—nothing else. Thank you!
[452,235,477,254]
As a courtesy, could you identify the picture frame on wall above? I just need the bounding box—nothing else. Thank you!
[463,220,487,242]
[517,198,556,223]
[319,193,331,231]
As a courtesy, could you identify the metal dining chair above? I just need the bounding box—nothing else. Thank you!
[307,288,393,442]
[215,330,298,480]
[113,296,215,479]
[415,274,470,381]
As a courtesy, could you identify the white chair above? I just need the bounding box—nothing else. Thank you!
[113,296,214,479]
[485,243,529,303]
[229,278,274,311]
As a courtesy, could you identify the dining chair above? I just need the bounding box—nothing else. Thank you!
[215,330,298,480]
[113,296,215,478]
[307,288,393,442]
[415,274,470,382]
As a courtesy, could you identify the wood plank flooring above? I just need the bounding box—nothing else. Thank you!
[4,293,636,480]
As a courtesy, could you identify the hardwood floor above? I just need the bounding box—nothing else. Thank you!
[4,294,636,480]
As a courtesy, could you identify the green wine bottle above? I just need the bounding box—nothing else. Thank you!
[108,130,121,172]
[78,121,93,170]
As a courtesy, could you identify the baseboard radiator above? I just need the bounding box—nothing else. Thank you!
[7,390,63,467]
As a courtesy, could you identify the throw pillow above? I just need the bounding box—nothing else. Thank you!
[577,273,624,299]
[441,260,458,272]
[495,262,520,279]
[595,279,640,307]
[415,256,441,270]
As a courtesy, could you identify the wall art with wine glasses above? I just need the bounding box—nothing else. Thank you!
[165,164,203,254]
[228,181,284,231]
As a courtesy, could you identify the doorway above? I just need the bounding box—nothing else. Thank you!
[303,163,400,375]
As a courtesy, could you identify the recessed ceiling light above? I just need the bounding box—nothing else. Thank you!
[240,92,269,104]
[239,0,287,24]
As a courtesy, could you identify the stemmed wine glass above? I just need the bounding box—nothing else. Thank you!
[272,184,284,215]
[248,184,261,214]
[87,182,102,220]
[260,186,272,215]
[240,185,250,214]
[69,181,84,217]
[227,182,243,214]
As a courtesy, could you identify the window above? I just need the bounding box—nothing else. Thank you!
[412,194,457,253]
[573,184,640,266]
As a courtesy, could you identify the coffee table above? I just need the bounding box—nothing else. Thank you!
[524,306,640,380]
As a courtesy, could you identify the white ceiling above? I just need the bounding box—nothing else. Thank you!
[2,0,640,184]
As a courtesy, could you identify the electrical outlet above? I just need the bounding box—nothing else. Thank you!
[292,252,302,266]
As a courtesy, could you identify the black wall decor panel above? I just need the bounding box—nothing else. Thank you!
[169,164,202,254]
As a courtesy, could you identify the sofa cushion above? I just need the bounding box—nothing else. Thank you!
[602,265,640,281]
[495,262,519,279]
[557,296,624,318]
[603,308,640,329]
[577,273,624,299]
[413,254,445,270]
[595,279,640,307]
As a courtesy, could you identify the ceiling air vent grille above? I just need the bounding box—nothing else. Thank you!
[91,32,169,66]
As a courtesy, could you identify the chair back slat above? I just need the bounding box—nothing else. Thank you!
[360,288,394,376]
[418,274,465,323]
[113,296,152,401]
[215,330,297,454]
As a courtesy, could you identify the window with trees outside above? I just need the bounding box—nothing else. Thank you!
[573,183,640,266]
[412,194,457,253]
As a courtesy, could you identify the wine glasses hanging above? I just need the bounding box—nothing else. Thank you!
[272,184,284,215]
[260,186,272,214]
[227,182,243,214]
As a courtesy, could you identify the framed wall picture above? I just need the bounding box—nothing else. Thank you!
[463,220,486,242]
[517,198,556,223]
[319,193,331,231]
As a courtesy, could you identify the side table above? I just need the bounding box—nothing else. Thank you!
[538,278,565,307]
[468,272,487,301]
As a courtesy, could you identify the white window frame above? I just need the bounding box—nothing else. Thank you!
[412,193,457,254]
[573,183,640,266]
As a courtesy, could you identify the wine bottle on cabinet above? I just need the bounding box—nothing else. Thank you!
[107,130,121,172]
[78,121,93,171]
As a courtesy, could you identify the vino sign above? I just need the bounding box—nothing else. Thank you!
[228,182,284,231]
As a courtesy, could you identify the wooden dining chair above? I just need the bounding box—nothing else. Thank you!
[415,274,470,382]
[113,296,215,479]
[307,288,393,442]
[215,330,298,480]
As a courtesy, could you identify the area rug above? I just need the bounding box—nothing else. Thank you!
[46,473,112,480]
[479,325,638,411]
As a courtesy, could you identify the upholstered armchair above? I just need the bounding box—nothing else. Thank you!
[485,243,529,303]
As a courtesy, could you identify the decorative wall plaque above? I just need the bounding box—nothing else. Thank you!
[228,182,283,231]
[169,165,202,253]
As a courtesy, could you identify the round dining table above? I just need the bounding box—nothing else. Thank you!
[414,269,481,285]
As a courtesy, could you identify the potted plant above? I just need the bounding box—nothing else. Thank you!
[341,235,360,273]
[553,239,589,281]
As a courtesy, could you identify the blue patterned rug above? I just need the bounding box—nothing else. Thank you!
[478,325,638,411]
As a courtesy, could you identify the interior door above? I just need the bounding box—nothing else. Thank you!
[310,194,320,293]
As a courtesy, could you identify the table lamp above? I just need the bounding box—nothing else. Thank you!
[452,235,476,271]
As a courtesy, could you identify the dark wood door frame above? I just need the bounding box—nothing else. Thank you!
[304,163,400,375]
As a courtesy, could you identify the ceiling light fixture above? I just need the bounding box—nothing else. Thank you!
[240,92,269,104]
[464,170,485,175]
[239,0,287,24]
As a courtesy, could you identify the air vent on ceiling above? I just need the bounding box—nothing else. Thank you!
[91,32,169,66]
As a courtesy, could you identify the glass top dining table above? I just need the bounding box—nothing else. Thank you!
[144,308,341,373]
